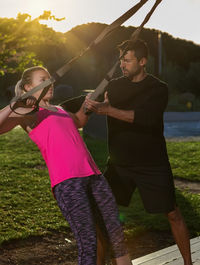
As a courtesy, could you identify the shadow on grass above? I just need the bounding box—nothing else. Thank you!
[119,188,200,239]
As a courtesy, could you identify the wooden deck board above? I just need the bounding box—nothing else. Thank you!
[132,237,200,265]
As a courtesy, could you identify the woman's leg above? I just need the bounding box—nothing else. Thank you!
[96,228,131,265]
[54,177,97,265]
[91,175,132,265]
[96,225,107,265]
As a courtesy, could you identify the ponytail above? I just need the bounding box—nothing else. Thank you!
[14,79,23,97]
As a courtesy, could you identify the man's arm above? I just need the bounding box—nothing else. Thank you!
[85,92,134,123]
[85,83,168,126]
[106,106,134,123]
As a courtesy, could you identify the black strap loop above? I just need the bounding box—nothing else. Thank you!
[9,101,39,116]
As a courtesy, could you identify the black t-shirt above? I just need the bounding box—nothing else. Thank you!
[60,74,170,167]
[106,74,169,166]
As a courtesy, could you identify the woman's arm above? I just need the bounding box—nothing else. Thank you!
[0,102,22,134]
[69,100,89,128]
[0,98,36,134]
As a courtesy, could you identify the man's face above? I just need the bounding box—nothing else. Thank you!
[119,50,145,79]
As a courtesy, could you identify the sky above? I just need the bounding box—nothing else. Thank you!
[1,0,200,45]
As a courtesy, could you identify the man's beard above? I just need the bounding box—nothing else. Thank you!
[123,67,141,79]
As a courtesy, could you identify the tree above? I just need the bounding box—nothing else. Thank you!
[0,11,66,76]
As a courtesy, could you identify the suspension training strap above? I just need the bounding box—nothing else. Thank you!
[89,0,163,101]
[15,0,149,106]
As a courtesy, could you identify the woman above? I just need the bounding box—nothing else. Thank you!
[0,66,131,265]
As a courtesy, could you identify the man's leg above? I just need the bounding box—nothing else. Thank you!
[131,165,192,265]
[166,206,192,265]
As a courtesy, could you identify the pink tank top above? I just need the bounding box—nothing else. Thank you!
[29,107,101,188]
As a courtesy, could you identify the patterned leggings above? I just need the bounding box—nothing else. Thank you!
[53,174,128,265]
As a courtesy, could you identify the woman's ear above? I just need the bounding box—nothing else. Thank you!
[24,83,32,92]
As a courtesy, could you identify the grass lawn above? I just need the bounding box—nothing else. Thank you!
[0,128,200,245]
[167,141,200,181]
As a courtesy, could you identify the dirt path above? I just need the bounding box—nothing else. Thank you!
[174,178,200,193]
[0,229,174,265]
[0,230,77,265]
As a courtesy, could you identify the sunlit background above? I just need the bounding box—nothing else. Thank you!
[1,0,200,44]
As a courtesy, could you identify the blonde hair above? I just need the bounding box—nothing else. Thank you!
[15,66,49,97]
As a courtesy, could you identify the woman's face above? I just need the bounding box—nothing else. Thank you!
[27,69,54,101]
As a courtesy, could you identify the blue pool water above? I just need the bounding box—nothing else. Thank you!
[164,121,200,138]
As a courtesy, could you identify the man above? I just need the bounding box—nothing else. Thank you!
[85,39,192,265]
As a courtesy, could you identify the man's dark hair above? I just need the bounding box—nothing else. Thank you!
[117,39,148,61]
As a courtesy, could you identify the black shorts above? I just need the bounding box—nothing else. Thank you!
[104,163,176,214]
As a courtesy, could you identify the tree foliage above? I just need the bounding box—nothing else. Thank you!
[0,11,66,76]
[0,14,200,103]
